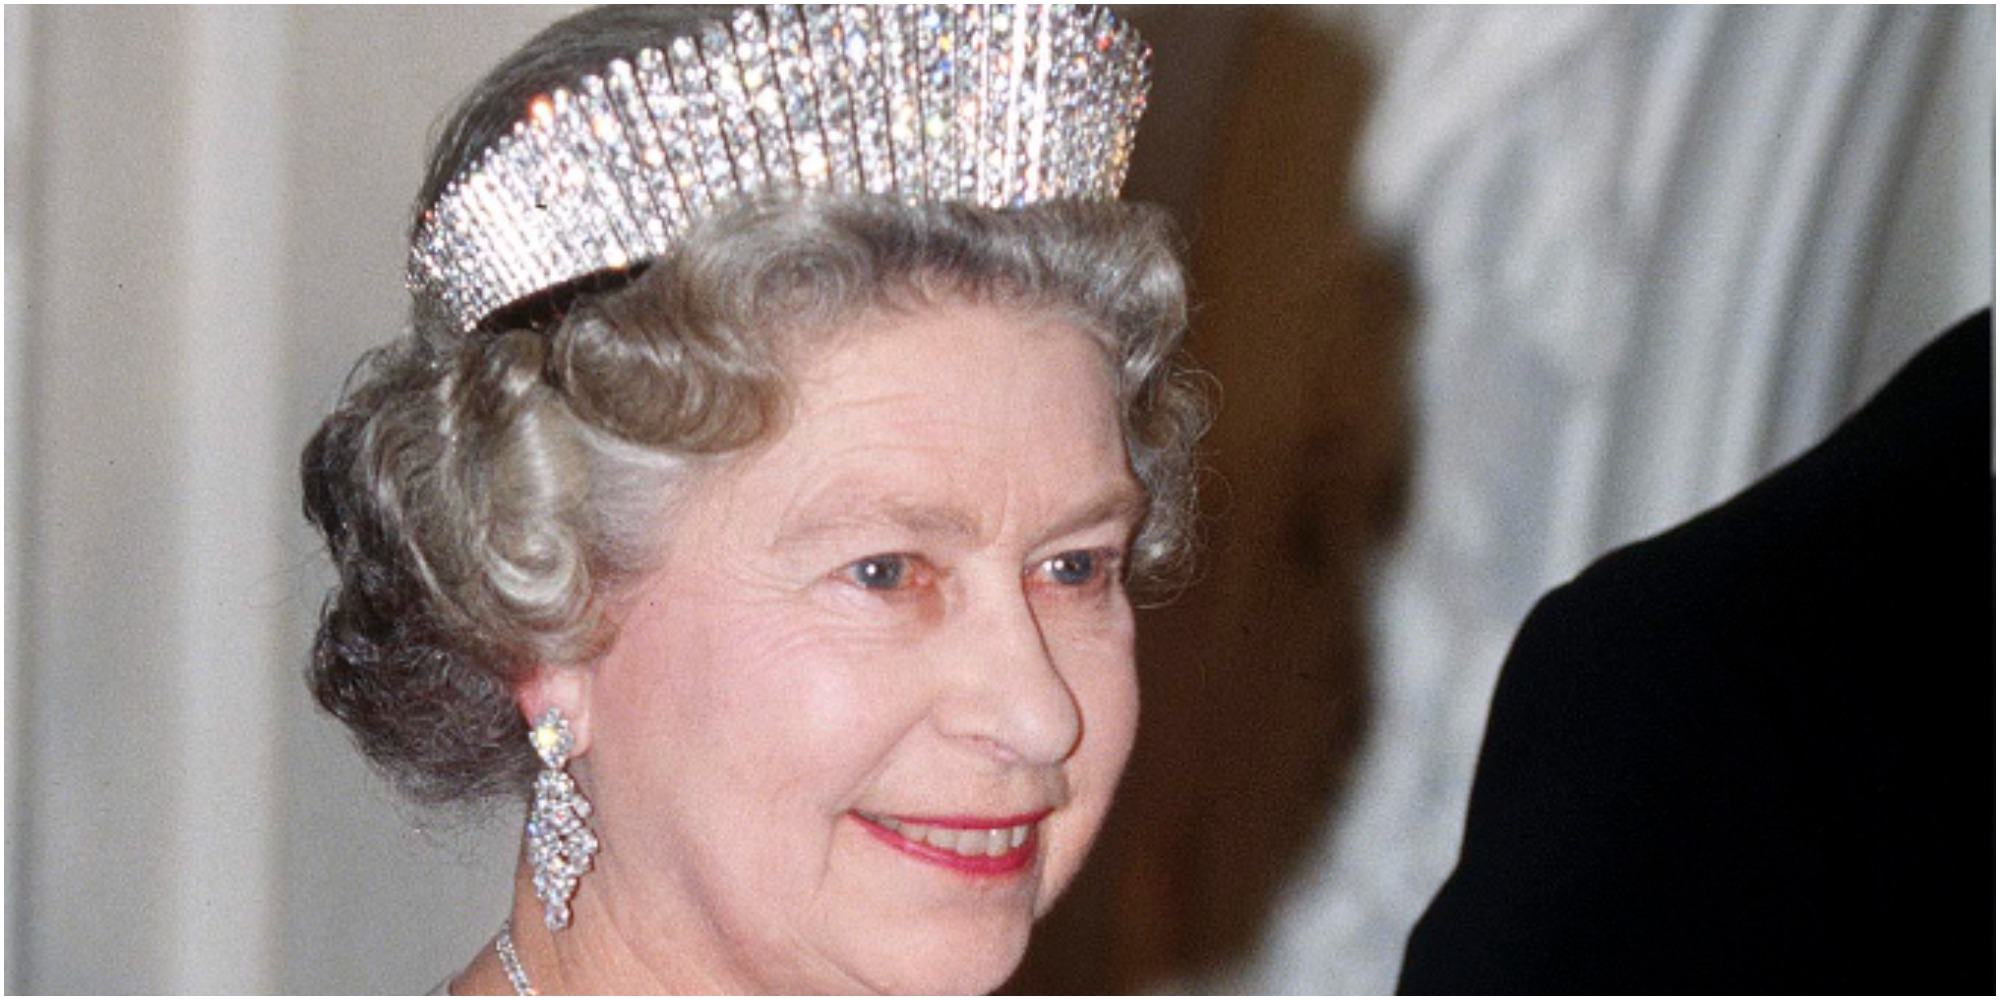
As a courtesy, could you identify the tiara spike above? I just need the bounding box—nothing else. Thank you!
[805,5,864,193]
[467,174,532,310]
[526,92,596,282]
[729,9,789,186]
[990,5,1027,206]
[996,5,1030,207]
[836,6,895,196]
[1105,12,1148,198]
[504,113,575,300]
[574,77,652,271]
[639,45,706,228]
[1044,8,1079,199]
[410,4,1151,332]
[698,21,766,194]
[490,126,553,304]
[1021,4,1055,204]
[877,7,925,197]
[912,7,951,203]
[606,56,684,247]
[955,5,986,203]
[763,6,824,187]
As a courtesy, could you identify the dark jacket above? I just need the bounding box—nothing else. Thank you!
[1400,311,1995,993]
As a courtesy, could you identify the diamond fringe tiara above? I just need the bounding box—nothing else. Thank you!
[409,4,1151,333]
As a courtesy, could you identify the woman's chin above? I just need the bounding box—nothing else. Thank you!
[886,948,1029,995]
[846,916,1033,995]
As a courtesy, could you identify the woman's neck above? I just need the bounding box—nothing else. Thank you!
[450,856,711,995]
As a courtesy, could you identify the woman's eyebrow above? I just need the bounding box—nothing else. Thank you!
[1035,479,1148,546]
[773,489,984,547]
[772,478,1145,549]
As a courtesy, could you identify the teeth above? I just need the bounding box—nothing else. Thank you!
[863,814,1036,858]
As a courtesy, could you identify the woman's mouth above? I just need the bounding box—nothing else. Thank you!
[853,811,1044,875]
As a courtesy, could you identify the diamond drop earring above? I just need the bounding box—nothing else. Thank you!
[525,707,599,931]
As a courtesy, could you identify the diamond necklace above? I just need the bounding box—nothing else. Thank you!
[494,921,536,996]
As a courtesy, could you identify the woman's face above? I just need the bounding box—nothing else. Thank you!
[570,298,1143,992]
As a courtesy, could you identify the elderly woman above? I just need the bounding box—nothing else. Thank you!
[303,4,1204,994]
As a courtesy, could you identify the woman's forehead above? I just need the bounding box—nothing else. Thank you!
[788,292,1107,371]
[790,300,1118,431]
[692,299,1137,548]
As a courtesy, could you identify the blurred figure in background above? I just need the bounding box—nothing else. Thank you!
[1403,310,1993,992]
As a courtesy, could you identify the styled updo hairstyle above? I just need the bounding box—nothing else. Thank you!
[303,6,1208,807]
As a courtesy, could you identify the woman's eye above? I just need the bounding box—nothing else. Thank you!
[1041,550,1108,587]
[845,554,911,591]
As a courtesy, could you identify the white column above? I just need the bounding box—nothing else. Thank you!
[167,7,291,991]
[3,7,39,983]
[10,7,291,991]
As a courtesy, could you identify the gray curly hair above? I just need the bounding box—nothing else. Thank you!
[301,6,1207,807]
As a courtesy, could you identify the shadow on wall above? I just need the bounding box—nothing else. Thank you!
[1006,8,1412,992]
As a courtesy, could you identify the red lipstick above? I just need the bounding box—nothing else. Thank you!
[852,811,1047,877]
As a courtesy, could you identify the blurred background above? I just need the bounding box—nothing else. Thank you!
[6,6,1991,993]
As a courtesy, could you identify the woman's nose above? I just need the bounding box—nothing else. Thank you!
[932,580,1083,766]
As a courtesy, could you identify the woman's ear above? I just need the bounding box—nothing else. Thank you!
[515,663,594,757]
